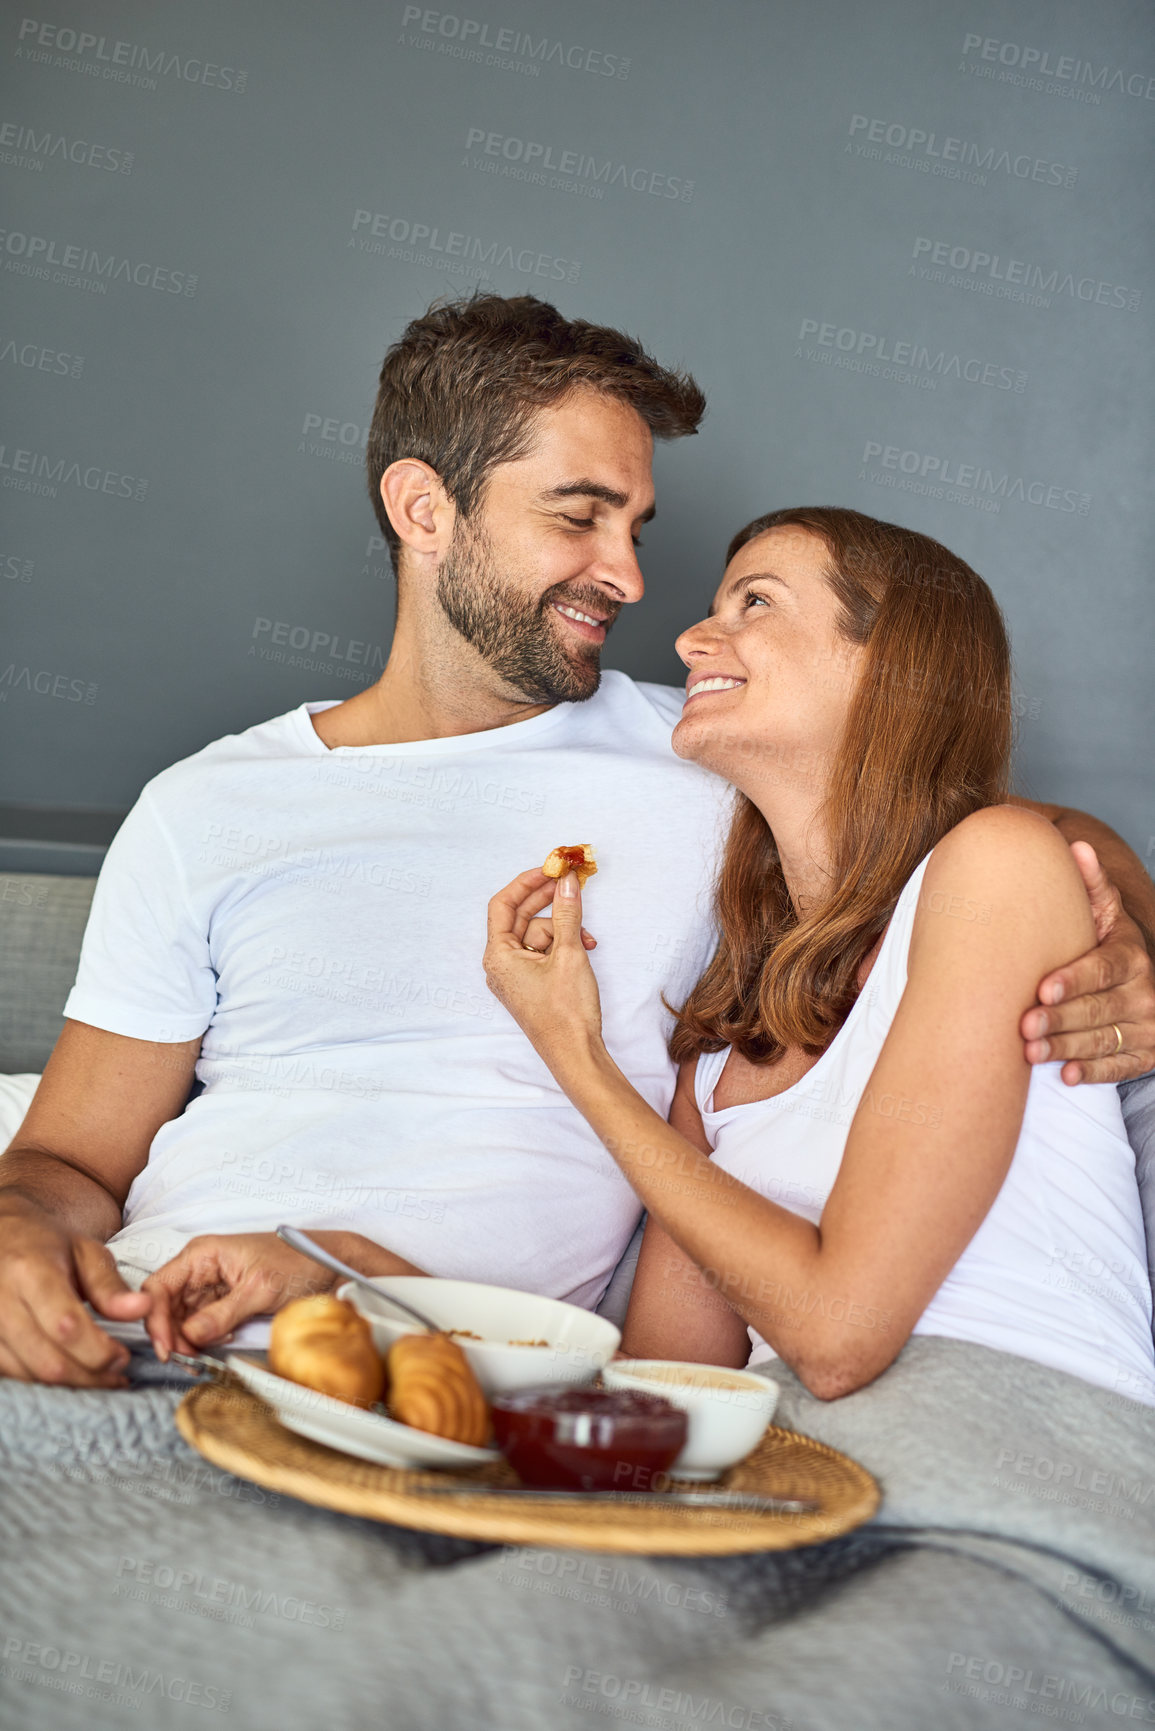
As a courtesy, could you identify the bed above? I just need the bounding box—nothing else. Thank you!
[2,867,1154,1730]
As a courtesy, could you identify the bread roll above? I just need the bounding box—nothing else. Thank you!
[542,844,597,886]
[387,1332,489,1447]
[268,1294,385,1408]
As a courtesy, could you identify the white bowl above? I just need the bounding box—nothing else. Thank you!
[225,1353,501,1470]
[339,1276,620,1397]
[602,1360,780,1481]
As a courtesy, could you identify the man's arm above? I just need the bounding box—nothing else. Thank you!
[1011,798,1155,1083]
[1015,798,1155,946]
[0,1020,202,1385]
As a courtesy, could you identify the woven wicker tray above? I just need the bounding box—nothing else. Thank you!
[176,1382,880,1555]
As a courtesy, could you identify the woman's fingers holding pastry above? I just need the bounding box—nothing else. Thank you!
[521,918,597,953]
[487,869,579,960]
[485,871,604,1058]
[521,917,550,952]
[490,858,599,948]
[548,869,588,950]
[508,873,596,950]
[487,868,553,947]
[509,878,558,943]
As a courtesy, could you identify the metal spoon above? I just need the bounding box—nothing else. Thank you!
[276,1225,440,1333]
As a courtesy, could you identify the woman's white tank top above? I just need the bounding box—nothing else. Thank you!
[694,854,1155,1405]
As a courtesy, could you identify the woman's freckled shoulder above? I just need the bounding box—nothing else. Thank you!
[926,803,1073,883]
[916,804,1090,952]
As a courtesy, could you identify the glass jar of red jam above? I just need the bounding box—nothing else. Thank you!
[491,1385,688,1492]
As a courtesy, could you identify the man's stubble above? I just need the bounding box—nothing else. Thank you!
[435,519,618,705]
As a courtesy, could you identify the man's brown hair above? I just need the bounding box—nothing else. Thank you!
[366,292,705,573]
[669,506,1012,1065]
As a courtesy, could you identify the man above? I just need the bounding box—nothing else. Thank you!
[1,293,1152,1388]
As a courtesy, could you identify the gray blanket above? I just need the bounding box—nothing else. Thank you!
[1,1335,1153,1731]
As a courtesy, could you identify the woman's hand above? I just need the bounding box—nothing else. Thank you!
[484,868,603,1068]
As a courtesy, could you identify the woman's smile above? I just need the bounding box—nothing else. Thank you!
[683,674,747,704]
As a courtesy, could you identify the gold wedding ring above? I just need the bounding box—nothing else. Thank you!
[1112,1023,1124,1056]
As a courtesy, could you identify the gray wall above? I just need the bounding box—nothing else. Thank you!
[2,0,1153,859]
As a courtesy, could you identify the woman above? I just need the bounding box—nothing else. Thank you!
[484,507,1155,1403]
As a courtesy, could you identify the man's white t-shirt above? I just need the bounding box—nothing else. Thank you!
[65,672,731,1308]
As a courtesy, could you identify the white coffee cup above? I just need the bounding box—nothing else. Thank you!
[602,1359,780,1481]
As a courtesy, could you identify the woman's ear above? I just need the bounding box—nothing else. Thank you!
[379,460,456,569]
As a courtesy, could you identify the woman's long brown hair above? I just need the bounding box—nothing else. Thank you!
[669,506,1013,1065]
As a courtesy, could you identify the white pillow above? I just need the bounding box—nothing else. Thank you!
[0,1073,40,1149]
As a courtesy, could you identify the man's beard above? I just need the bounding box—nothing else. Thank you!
[435,521,617,704]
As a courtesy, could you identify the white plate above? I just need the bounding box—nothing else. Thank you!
[225,1354,500,1471]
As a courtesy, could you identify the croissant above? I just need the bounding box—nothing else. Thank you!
[268,1294,385,1408]
[542,844,597,887]
[387,1332,490,1447]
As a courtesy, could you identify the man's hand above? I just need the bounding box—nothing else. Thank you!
[0,1200,151,1386]
[1022,842,1155,1084]
[142,1231,426,1358]
[143,1233,341,1358]
[0,1020,204,1383]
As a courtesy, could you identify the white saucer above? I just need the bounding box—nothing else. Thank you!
[226,1354,500,1471]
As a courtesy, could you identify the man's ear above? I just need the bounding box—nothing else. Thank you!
[379,460,456,569]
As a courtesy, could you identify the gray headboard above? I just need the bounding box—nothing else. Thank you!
[0,874,97,1072]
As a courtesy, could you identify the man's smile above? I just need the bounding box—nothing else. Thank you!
[551,600,609,642]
